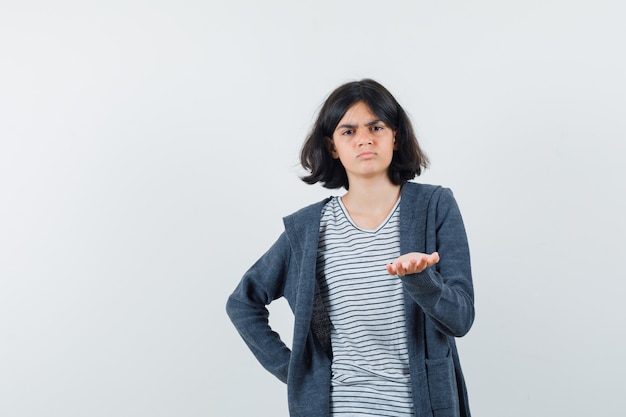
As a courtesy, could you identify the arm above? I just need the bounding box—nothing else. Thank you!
[225,232,293,383]
[394,188,475,337]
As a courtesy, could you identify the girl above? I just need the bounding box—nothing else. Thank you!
[226,79,474,417]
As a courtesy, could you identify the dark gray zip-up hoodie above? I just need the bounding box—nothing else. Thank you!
[226,182,474,416]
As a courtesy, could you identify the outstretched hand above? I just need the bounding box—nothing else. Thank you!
[386,252,440,277]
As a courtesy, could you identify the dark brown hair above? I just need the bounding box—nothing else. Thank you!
[300,79,429,189]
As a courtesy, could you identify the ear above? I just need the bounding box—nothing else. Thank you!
[393,132,398,150]
[325,136,339,159]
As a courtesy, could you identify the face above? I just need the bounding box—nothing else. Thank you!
[327,101,397,184]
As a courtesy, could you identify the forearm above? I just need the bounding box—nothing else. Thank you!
[226,296,291,382]
[225,232,293,382]
[400,269,474,337]
[401,187,475,337]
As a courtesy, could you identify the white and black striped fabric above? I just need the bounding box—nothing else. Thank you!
[317,197,414,416]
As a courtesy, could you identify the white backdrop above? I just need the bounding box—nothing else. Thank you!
[1,1,624,416]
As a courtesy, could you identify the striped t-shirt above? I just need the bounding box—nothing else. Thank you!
[317,196,413,416]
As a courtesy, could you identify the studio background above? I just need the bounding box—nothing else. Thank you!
[1,1,624,416]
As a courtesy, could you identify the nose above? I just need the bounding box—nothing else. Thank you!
[355,128,372,146]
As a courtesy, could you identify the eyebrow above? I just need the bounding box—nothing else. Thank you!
[336,119,384,130]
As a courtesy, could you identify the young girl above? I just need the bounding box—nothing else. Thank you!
[226,79,474,417]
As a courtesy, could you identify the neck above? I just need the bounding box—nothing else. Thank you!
[340,177,401,230]
[342,177,401,211]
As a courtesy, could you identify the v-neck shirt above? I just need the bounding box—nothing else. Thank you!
[316,196,414,416]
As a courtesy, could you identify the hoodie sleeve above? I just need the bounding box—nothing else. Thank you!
[400,187,475,337]
[225,232,293,383]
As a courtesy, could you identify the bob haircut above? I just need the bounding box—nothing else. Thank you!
[300,78,429,189]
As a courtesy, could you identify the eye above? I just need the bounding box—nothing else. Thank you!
[371,125,384,132]
[341,129,354,136]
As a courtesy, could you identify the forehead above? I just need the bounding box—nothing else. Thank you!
[336,102,381,125]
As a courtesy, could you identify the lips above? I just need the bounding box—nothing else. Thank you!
[358,152,376,159]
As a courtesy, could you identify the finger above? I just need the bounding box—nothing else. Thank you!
[403,259,419,275]
[422,253,439,271]
[430,252,440,264]
[415,258,426,274]
[421,256,432,271]
[400,261,413,276]
[390,262,402,276]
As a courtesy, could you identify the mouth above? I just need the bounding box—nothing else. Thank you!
[357,152,376,159]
